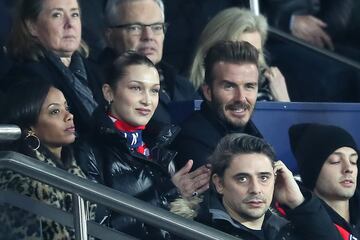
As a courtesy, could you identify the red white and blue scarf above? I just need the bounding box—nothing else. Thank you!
[108,114,150,157]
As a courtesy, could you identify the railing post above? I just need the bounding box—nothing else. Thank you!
[0,125,21,142]
[249,0,260,15]
[73,193,88,240]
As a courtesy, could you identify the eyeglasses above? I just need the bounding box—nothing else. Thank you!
[109,22,169,36]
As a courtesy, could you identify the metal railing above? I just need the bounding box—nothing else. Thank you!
[268,27,360,70]
[0,125,21,142]
[248,0,360,71]
[249,0,260,16]
[0,151,240,240]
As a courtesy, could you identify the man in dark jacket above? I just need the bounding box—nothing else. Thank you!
[174,133,343,240]
[289,123,360,239]
[99,0,198,125]
[265,0,360,60]
[172,41,262,170]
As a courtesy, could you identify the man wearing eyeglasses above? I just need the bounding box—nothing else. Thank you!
[100,0,198,125]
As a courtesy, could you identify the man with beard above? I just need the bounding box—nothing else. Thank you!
[99,0,198,124]
[289,123,360,239]
[172,41,262,173]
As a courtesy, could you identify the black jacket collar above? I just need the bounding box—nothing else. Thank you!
[207,190,287,240]
[201,101,262,137]
[321,190,360,234]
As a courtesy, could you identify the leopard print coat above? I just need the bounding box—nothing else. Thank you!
[0,149,96,240]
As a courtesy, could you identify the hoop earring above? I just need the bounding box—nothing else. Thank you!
[24,130,40,151]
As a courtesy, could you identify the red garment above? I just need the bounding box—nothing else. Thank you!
[108,113,150,156]
[335,224,352,240]
[275,202,287,217]
[109,113,145,131]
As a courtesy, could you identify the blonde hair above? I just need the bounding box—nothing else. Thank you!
[189,8,268,89]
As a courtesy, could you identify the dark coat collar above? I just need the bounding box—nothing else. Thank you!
[180,101,262,150]
[92,105,180,148]
[321,190,360,234]
[201,101,262,136]
[92,106,180,173]
[207,190,288,240]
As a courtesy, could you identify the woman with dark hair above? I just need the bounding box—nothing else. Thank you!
[82,51,210,239]
[2,0,104,136]
[0,79,96,240]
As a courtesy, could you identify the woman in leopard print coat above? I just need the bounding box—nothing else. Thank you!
[0,79,96,240]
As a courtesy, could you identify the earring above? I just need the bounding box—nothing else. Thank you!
[24,130,40,151]
[105,99,113,112]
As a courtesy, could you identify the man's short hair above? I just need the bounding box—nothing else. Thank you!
[104,0,165,26]
[203,41,259,86]
[209,133,276,178]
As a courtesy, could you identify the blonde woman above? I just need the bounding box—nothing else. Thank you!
[190,7,290,101]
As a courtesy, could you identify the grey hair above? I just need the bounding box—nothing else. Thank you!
[105,0,165,26]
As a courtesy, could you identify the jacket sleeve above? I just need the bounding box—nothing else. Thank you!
[317,0,353,38]
[265,0,310,32]
[73,139,104,184]
[284,190,343,240]
[172,136,213,171]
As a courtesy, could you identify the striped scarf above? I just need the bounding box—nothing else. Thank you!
[108,114,150,157]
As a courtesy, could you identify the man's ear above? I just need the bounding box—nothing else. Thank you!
[102,84,114,103]
[212,174,224,194]
[25,20,38,37]
[201,83,212,102]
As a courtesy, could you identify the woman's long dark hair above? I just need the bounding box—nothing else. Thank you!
[0,79,73,169]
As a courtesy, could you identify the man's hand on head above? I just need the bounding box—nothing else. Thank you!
[273,161,305,209]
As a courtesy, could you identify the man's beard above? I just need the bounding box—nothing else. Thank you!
[212,99,252,129]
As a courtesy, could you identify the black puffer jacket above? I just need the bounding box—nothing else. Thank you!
[80,106,181,240]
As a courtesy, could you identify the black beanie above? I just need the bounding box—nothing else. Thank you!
[289,123,358,190]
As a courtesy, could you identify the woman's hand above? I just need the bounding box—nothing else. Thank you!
[171,160,211,199]
[264,67,290,102]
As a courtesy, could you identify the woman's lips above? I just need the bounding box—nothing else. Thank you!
[136,108,151,116]
[65,126,76,133]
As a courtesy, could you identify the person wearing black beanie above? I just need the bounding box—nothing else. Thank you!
[289,123,360,240]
